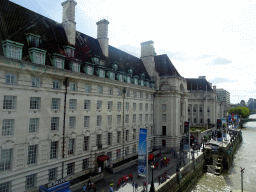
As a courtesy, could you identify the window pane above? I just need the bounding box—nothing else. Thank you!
[2,119,15,136]
[0,181,11,192]
[3,96,16,110]
[5,74,16,85]
[69,99,76,110]
[27,145,37,165]
[51,98,60,110]
[29,118,39,133]
[30,97,40,110]
[25,174,36,190]
[51,117,59,131]
[50,142,58,159]
[0,149,12,171]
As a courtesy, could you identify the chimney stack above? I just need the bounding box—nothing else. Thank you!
[97,19,109,57]
[62,0,77,45]
[213,85,216,92]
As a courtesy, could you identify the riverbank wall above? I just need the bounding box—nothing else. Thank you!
[156,153,205,192]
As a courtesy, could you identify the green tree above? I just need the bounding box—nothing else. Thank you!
[228,106,250,118]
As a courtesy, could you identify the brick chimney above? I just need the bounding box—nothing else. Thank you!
[62,0,77,45]
[97,19,109,57]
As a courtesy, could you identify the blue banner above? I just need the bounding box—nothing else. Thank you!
[228,114,231,121]
[138,128,147,176]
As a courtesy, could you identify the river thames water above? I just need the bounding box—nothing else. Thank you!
[189,114,256,192]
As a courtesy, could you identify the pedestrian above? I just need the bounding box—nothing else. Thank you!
[160,162,163,170]
[135,182,138,191]
[83,184,86,192]
[159,175,161,185]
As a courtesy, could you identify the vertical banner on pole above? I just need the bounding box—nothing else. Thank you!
[138,128,147,176]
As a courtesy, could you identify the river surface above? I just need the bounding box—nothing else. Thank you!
[189,114,256,192]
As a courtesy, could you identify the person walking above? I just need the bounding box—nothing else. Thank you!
[83,184,86,192]
[135,182,138,191]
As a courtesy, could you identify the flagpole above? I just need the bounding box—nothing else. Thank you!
[206,85,208,129]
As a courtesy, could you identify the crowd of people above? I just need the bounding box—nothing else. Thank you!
[116,173,134,189]
[83,177,96,192]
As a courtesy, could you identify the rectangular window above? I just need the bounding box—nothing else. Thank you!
[69,99,77,110]
[108,88,112,95]
[108,133,111,145]
[108,101,113,110]
[53,80,60,89]
[162,126,166,135]
[35,52,44,64]
[70,83,77,91]
[194,118,197,123]
[82,159,89,170]
[117,102,121,110]
[3,96,16,110]
[133,145,136,153]
[67,163,74,175]
[107,152,112,161]
[162,140,166,147]
[2,119,15,136]
[30,97,40,110]
[49,167,57,181]
[146,93,149,99]
[139,114,142,122]
[27,145,37,165]
[133,91,137,98]
[51,98,60,110]
[145,103,148,111]
[126,91,130,97]
[125,114,129,123]
[5,73,17,85]
[84,116,90,127]
[150,114,153,121]
[96,134,102,148]
[97,116,101,126]
[139,103,143,111]
[0,181,11,192]
[133,114,136,123]
[116,149,121,159]
[84,100,90,110]
[0,149,12,171]
[125,102,129,110]
[50,141,58,159]
[98,86,103,94]
[162,114,166,122]
[117,131,121,143]
[140,92,143,98]
[108,115,112,125]
[162,104,167,111]
[31,77,40,87]
[117,115,121,124]
[145,114,148,122]
[97,101,102,110]
[55,58,63,69]
[72,62,79,72]
[151,104,153,111]
[25,174,36,190]
[8,45,21,60]
[117,89,121,96]
[51,117,59,131]
[83,136,89,151]
[29,118,39,133]
[85,85,90,93]
[125,147,129,156]
[133,103,136,111]
[68,139,75,155]
[133,129,136,140]
[126,130,129,141]
[69,117,76,128]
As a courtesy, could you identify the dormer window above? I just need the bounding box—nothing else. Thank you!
[2,39,24,60]
[26,33,41,47]
[127,67,133,75]
[140,73,145,79]
[116,72,124,82]
[92,56,100,65]
[52,53,65,69]
[64,45,75,58]
[126,75,131,83]
[111,62,118,71]
[133,76,138,85]
[106,69,115,80]
[145,80,149,87]
[83,62,94,75]
[139,79,144,86]
[72,62,80,72]
[28,47,47,65]
[95,66,105,78]
[150,80,155,88]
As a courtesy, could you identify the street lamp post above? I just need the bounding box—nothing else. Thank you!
[149,164,155,192]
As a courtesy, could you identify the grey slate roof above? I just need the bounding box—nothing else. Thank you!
[186,78,213,91]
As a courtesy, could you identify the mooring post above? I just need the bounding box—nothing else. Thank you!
[241,167,245,192]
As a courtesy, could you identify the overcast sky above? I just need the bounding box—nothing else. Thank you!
[10,0,256,104]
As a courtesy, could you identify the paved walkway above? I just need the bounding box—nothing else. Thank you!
[73,149,203,192]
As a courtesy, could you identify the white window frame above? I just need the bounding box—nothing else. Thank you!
[30,97,40,110]
[72,62,80,72]
[3,96,16,110]
[97,116,101,126]
[133,114,136,123]
[108,133,112,145]
[29,118,39,133]
[117,131,121,143]
[25,174,37,190]
[27,145,37,165]
[69,99,77,110]
[108,101,113,110]
[51,98,60,110]
[84,116,90,127]
[133,103,136,111]
[85,85,91,93]
[51,117,59,131]
[133,129,136,140]
[84,100,90,110]
[145,103,148,111]
[126,102,129,110]
[108,88,113,95]
[162,104,167,111]
[82,159,89,170]
[67,163,74,175]
[139,114,142,122]
[50,141,58,159]
[0,149,12,171]
[68,139,75,155]
[117,102,121,110]
[117,89,122,96]
[5,73,17,85]
[126,130,129,142]
[83,136,89,151]
[2,119,15,136]
[49,167,58,181]
[53,80,61,89]
[31,77,41,88]
[69,117,76,128]
[139,103,143,111]
[98,86,103,94]
[125,114,129,123]
[70,83,77,91]
[0,181,11,192]
[162,114,166,122]
[145,114,148,122]
[108,115,112,125]
[97,101,102,110]
[117,115,121,124]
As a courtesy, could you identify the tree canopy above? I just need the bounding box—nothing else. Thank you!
[228,106,250,118]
